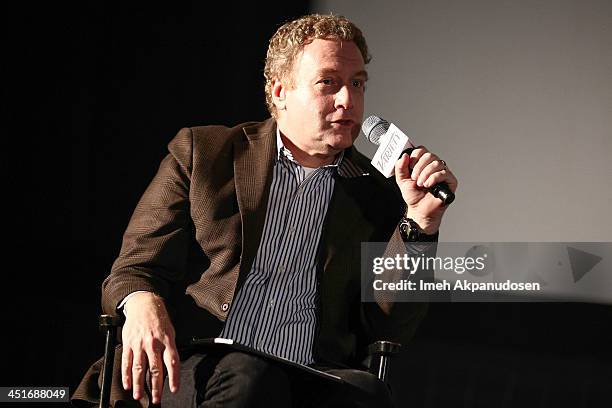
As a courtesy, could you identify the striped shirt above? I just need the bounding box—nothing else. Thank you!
[219,129,366,364]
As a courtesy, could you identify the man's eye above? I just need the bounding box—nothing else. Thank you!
[352,79,364,88]
[319,79,333,85]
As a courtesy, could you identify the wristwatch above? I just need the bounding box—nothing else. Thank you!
[399,217,439,242]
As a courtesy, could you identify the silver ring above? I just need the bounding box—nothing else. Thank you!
[440,159,447,169]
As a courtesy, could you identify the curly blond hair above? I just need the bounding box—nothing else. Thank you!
[264,14,371,118]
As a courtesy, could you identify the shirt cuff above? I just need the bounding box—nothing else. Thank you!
[118,290,149,315]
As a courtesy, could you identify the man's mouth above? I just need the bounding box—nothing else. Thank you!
[331,119,355,127]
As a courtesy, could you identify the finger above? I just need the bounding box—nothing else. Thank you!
[412,153,439,186]
[145,342,164,404]
[417,159,447,187]
[395,152,412,182]
[407,146,427,175]
[131,348,147,401]
[409,148,435,183]
[423,169,458,192]
[163,342,181,393]
[121,345,133,390]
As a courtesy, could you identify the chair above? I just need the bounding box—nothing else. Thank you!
[98,314,401,408]
[98,314,124,408]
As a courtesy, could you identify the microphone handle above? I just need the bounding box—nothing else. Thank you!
[429,182,455,206]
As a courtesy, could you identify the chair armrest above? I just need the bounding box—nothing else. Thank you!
[367,341,401,383]
[99,314,124,408]
[99,314,124,331]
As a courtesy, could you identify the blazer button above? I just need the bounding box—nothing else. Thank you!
[221,303,230,312]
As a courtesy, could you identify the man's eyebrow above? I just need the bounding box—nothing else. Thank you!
[355,70,369,80]
[316,69,369,80]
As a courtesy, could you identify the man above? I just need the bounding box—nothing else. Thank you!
[74,14,457,407]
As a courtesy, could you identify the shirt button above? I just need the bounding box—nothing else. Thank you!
[221,303,229,312]
[288,226,296,234]
[269,299,275,307]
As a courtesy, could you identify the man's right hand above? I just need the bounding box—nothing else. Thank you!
[121,292,180,404]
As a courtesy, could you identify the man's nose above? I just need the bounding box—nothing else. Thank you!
[334,85,354,110]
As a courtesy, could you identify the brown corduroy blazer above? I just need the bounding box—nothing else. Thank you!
[73,118,429,406]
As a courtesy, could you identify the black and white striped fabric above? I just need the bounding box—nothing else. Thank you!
[219,130,365,364]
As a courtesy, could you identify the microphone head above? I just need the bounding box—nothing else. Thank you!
[362,115,390,145]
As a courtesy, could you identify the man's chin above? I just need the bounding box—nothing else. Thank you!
[325,141,353,154]
[326,129,359,150]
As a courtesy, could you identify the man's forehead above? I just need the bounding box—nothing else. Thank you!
[296,39,365,70]
[302,38,362,58]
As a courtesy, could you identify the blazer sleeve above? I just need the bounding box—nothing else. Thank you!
[101,127,194,314]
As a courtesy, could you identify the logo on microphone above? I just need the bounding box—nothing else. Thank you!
[370,124,413,177]
[377,131,402,171]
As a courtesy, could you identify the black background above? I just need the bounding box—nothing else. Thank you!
[3,2,611,407]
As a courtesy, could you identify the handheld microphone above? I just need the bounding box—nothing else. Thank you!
[362,115,455,206]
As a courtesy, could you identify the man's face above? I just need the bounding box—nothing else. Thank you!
[275,39,367,165]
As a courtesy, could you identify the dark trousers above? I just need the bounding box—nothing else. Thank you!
[161,352,394,408]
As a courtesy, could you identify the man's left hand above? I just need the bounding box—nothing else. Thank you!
[394,146,458,234]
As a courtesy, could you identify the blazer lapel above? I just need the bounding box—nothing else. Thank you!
[233,118,277,287]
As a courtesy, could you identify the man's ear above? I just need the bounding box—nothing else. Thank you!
[271,78,287,111]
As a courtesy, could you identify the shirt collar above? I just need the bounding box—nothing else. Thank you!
[275,126,368,178]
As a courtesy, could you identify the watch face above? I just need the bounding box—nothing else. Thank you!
[400,217,438,242]
[399,219,419,242]
[408,228,419,241]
